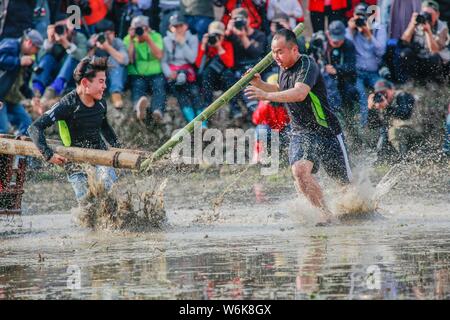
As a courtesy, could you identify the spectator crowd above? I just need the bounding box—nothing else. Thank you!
[0,0,449,165]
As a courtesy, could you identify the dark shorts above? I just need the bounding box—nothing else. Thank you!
[289,132,352,184]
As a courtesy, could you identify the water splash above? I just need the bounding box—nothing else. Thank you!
[74,171,168,232]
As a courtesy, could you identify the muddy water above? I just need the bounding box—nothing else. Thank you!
[1,163,449,300]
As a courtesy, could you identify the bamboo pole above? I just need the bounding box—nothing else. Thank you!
[0,137,143,170]
[140,23,305,171]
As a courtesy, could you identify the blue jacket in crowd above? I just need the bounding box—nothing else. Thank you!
[0,38,22,100]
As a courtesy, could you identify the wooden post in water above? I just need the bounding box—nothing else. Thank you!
[140,23,306,172]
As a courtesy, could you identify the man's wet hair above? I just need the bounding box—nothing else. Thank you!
[273,28,298,48]
[73,56,108,84]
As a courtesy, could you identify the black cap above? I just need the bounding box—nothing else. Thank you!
[169,12,187,26]
[354,3,368,15]
[96,19,115,33]
[329,20,346,41]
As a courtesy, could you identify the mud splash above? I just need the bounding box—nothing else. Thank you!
[74,170,168,232]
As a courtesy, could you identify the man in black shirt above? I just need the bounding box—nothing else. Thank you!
[29,56,121,202]
[245,29,353,226]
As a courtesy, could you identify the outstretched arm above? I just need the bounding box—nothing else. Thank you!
[245,82,310,103]
[29,101,71,165]
[249,72,279,92]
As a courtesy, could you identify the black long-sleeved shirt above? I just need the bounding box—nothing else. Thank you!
[29,90,120,161]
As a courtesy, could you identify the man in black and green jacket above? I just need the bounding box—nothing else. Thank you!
[29,56,121,202]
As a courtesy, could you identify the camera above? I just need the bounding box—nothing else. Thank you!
[373,92,386,104]
[355,16,367,28]
[55,25,66,36]
[33,65,44,75]
[234,18,247,31]
[309,31,326,61]
[274,22,284,31]
[97,33,106,44]
[135,27,144,36]
[207,34,218,46]
[416,12,432,25]
[175,71,187,86]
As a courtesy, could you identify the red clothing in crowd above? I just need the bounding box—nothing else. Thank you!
[84,0,108,25]
[309,0,348,12]
[252,101,289,131]
[195,41,235,69]
[222,0,263,29]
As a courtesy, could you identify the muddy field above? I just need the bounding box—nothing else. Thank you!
[1,152,449,300]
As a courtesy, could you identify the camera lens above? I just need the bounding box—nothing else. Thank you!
[416,14,425,24]
[355,17,367,27]
[55,25,65,35]
[97,33,106,44]
[234,19,246,30]
[374,92,386,103]
[136,27,144,36]
[208,34,218,46]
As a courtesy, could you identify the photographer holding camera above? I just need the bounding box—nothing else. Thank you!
[346,3,387,127]
[225,8,266,122]
[0,29,43,136]
[161,13,203,125]
[124,15,166,122]
[31,18,88,113]
[195,21,235,120]
[400,0,449,82]
[323,20,362,146]
[88,20,129,110]
[367,79,421,161]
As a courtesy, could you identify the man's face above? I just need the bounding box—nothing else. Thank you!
[106,30,115,43]
[170,23,188,35]
[23,40,39,55]
[329,38,344,48]
[422,7,439,25]
[271,37,298,69]
[83,71,107,100]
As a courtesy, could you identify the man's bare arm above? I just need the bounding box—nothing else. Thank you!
[256,81,280,93]
[250,73,279,92]
[266,82,310,103]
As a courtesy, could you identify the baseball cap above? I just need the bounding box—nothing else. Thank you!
[328,20,346,41]
[354,3,368,16]
[422,0,439,11]
[96,19,115,33]
[169,13,187,26]
[131,15,149,28]
[232,8,248,20]
[24,29,44,48]
[374,79,394,92]
[208,21,225,36]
